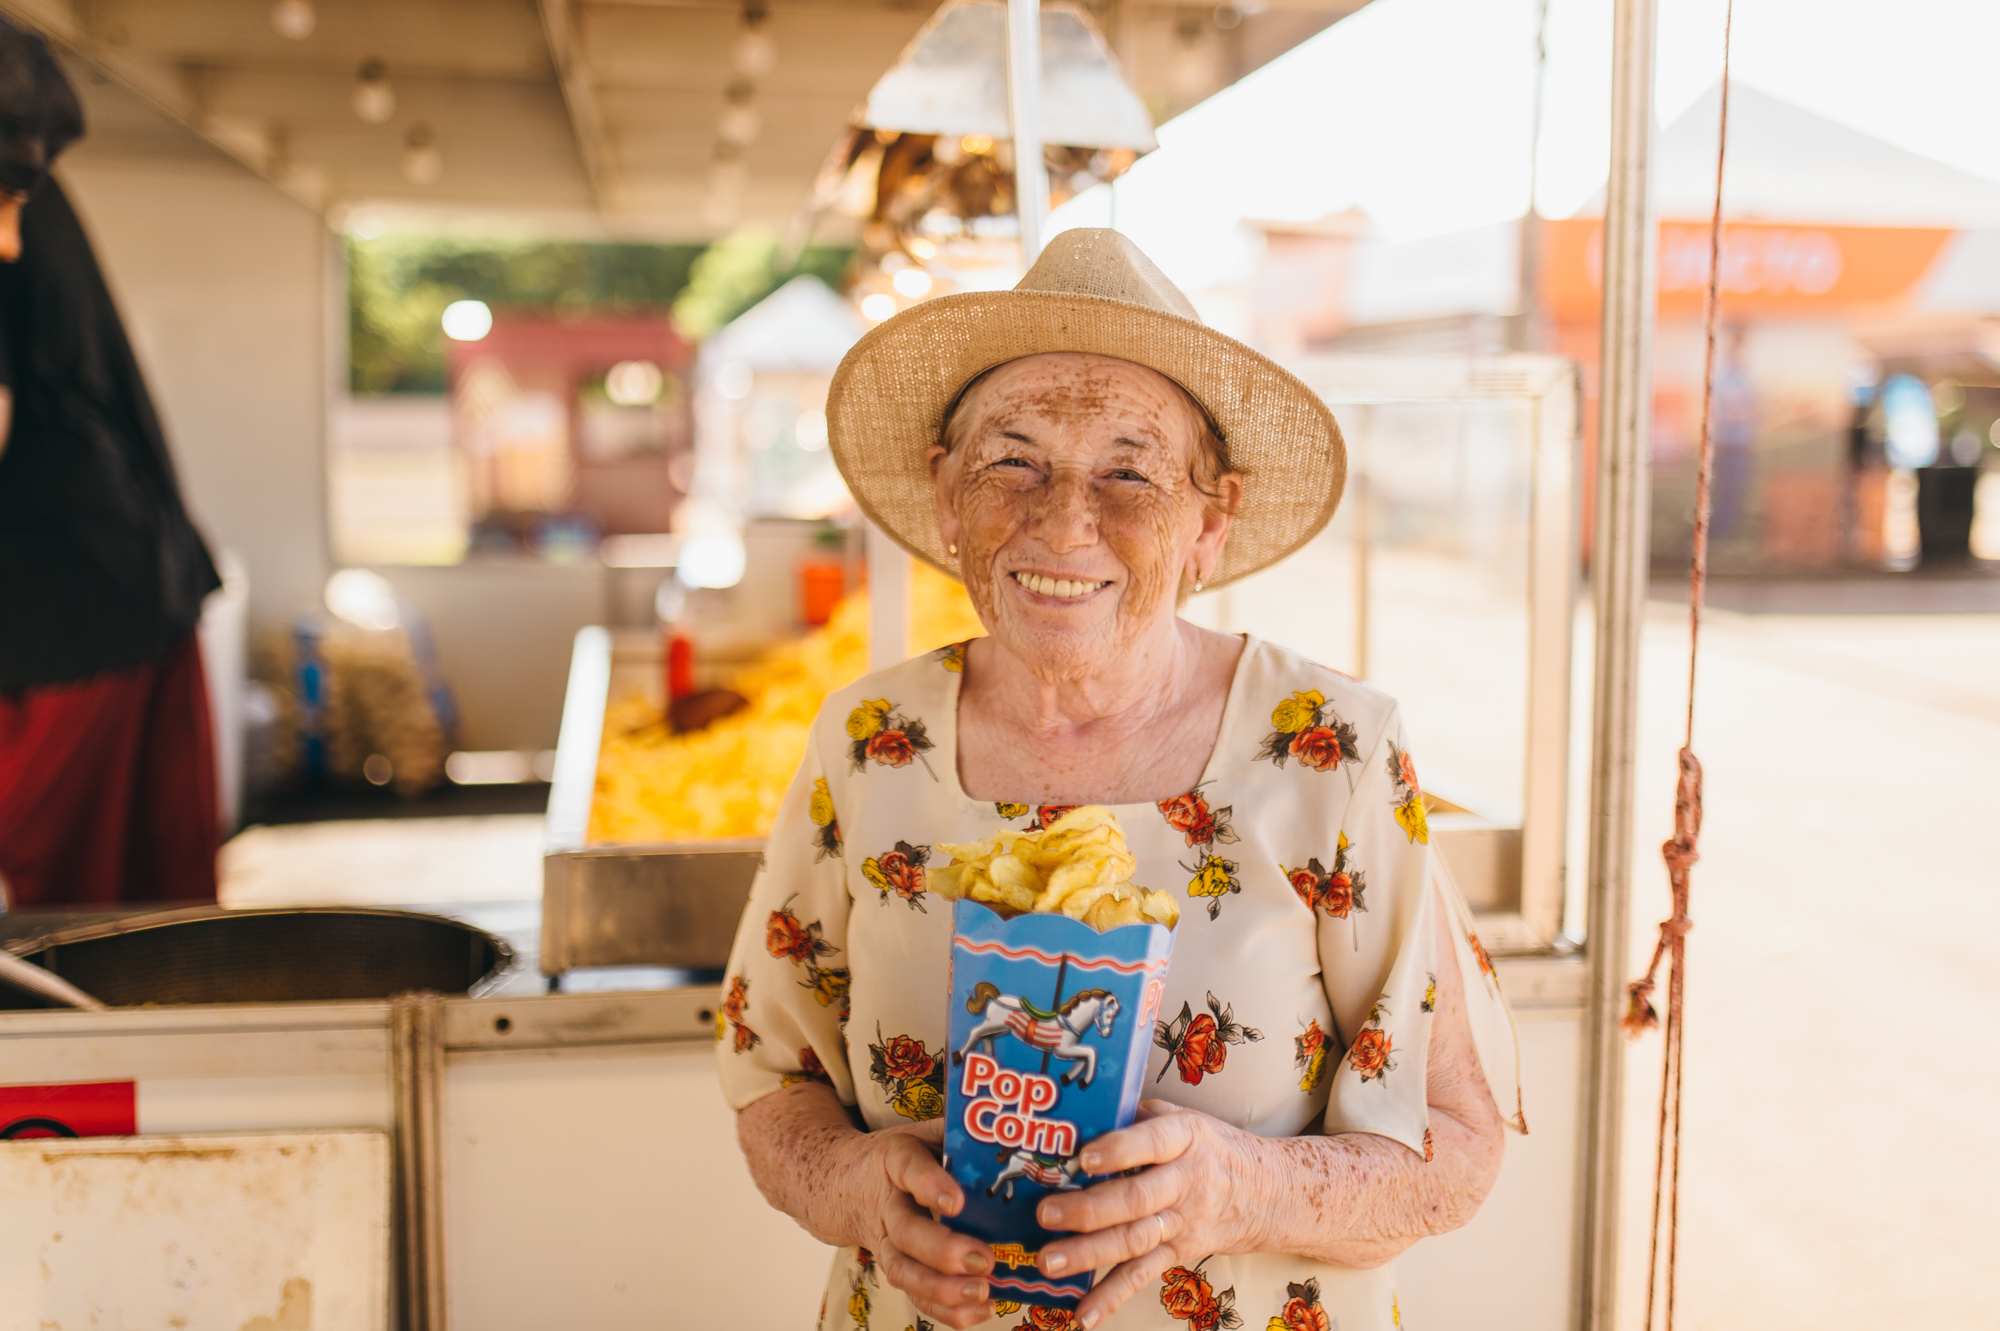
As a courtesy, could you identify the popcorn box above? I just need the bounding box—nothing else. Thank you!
[942,899,1175,1308]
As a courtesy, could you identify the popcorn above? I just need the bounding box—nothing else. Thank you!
[588,563,985,845]
[930,806,1180,932]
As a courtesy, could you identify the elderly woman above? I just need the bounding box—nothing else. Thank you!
[719,229,1523,1331]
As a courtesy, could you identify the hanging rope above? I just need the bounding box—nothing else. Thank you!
[1621,4,1733,1330]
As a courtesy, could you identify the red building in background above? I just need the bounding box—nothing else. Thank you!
[445,314,695,550]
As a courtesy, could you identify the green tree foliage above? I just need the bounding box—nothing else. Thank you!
[348,231,853,395]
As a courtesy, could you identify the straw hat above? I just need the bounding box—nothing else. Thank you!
[826,227,1345,590]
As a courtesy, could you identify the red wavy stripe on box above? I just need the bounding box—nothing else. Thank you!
[988,1273,1089,1298]
[954,937,1165,975]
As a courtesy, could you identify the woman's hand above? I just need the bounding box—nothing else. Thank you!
[1032,1101,1271,1329]
[738,1086,998,1329]
[839,1117,1000,1330]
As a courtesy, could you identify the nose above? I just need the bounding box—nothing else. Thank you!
[1032,466,1098,553]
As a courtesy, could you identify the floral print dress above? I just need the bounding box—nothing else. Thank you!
[718,636,1525,1331]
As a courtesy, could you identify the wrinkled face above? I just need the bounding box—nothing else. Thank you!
[928,352,1239,679]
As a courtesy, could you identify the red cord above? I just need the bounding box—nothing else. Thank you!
[1621,4,1733,1329]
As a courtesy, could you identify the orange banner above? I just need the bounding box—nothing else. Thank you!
[1543,218,1953,320]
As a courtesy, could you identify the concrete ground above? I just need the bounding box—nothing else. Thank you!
[1610,600,2000,1329]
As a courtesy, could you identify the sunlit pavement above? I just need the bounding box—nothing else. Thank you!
[1613,601,2000,1328]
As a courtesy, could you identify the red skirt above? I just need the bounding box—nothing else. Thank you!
[0,632,219,906]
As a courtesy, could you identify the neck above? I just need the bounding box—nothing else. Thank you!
[967,611,1196,741]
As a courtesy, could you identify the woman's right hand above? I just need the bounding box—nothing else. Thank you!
[841,1118,998,1329]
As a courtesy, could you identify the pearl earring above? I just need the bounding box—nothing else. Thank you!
[948,543,958,556]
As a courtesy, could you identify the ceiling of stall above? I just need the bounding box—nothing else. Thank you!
[2,0,1371,239]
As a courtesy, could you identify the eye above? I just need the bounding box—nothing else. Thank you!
[1105,467,1151,483]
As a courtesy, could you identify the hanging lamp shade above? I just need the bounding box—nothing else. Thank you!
[859,0,1156,152]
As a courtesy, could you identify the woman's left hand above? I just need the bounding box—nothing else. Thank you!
[1032,1100,1270,1328]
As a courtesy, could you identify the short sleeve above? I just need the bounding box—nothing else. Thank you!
[1314,708,1441,1155]
[716,726,858,1110]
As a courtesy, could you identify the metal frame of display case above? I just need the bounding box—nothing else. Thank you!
[541,627,766,976]
[1284,354,1581,949]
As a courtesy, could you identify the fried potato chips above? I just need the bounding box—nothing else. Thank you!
[929,806,1180,932]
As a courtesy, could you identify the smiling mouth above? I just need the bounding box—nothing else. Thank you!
[1011,571,1112,600]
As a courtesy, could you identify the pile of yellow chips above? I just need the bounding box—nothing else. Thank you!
[587,563,986,845]
[929,806,1180,932]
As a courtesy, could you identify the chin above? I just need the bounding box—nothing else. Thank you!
[988,601,1132,679]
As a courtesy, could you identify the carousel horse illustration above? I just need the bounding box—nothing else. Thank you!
[987,1146,1086,1202]
[954,980,1120,1087]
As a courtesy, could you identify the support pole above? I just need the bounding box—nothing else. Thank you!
[1005,0,1047,265]
[1580,0,1658,1326]
[391,992,449,1331]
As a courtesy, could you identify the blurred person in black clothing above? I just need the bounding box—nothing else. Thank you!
[0,19,222,907]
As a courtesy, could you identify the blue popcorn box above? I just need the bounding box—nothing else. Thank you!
[942,898,1175,1309]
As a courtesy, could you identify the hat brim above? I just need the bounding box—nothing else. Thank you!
[826,288,1345,590]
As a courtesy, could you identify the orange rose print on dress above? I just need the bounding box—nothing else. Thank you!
[1158,786,1237,850]
[1294,1018,1328,1092]
[1422,1127,1435,1162]
[1014,1308,1079,1330]
[1032,804,1078,830]
[781,1045,832,1088]
[1283,832,1368,947]
[720,974,759,1052]
[1348,1002,1396,1083]
[1469,930,1496,978]
[1162,785,1243,920]
[1155,991,1262,1086]
[1265,1278,1329,1331]
[862,841,932,912]
[1257,690,1360,773]
[1385,740,1429,844]
[846,699,938,777]
[767,898,837,966]
[809,777,843,860]
[868,1024,946,1121]
[767,896,850,1008]
[1160,1258,1242,1331]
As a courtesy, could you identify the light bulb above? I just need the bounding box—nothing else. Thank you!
[353,61,395,124]
[734,11,776,78]
[718,103,761,147]
[270,0,315,40]
[403,124,442,185]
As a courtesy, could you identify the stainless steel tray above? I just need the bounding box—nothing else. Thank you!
[542,628,764,976]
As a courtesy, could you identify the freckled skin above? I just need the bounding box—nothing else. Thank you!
[736,352,1506,1330]
[931,353,1244,805]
